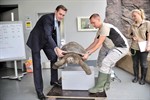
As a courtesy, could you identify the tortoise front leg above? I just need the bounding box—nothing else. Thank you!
[52,58,66,69]
[52,55,69,69]
[79,59,92,75]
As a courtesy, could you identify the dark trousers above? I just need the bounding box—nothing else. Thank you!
[32,47,58,94]
[131,49,148,78]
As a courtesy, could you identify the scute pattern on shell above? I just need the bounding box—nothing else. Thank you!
[61,41,86,55]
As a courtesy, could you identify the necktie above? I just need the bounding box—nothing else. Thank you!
[55,20,61,47]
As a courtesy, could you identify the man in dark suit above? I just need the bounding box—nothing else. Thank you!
[26,5,67,100]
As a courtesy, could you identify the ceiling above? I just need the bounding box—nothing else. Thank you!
[0,5,18,13]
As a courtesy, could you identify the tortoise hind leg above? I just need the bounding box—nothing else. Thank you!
[79,60,92,75]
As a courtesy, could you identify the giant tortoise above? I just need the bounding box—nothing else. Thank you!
[53,41,92,75]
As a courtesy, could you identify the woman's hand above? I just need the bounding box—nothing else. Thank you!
[146,41,150,51]
[146,45,150,51]
[132,36,138,41]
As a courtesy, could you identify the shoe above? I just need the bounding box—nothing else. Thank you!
[50,81,62,87]
[132,77,138,83]
[139,78,145,85]
[139,68,147,85]
[88,72,108,93]
[37,93,46,100]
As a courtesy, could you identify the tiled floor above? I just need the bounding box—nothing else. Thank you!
[106,67,150,100]
[0,66,150,100]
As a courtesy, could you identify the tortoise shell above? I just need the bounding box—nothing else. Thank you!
[61,41,86,55]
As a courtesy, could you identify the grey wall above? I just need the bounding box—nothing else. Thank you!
[0,0,106,63]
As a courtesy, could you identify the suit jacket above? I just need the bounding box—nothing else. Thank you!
[27,13,58,52]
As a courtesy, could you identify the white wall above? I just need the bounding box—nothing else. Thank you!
[0,0,107,61]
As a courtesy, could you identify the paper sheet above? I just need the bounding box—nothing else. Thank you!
[138,41,147,52]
